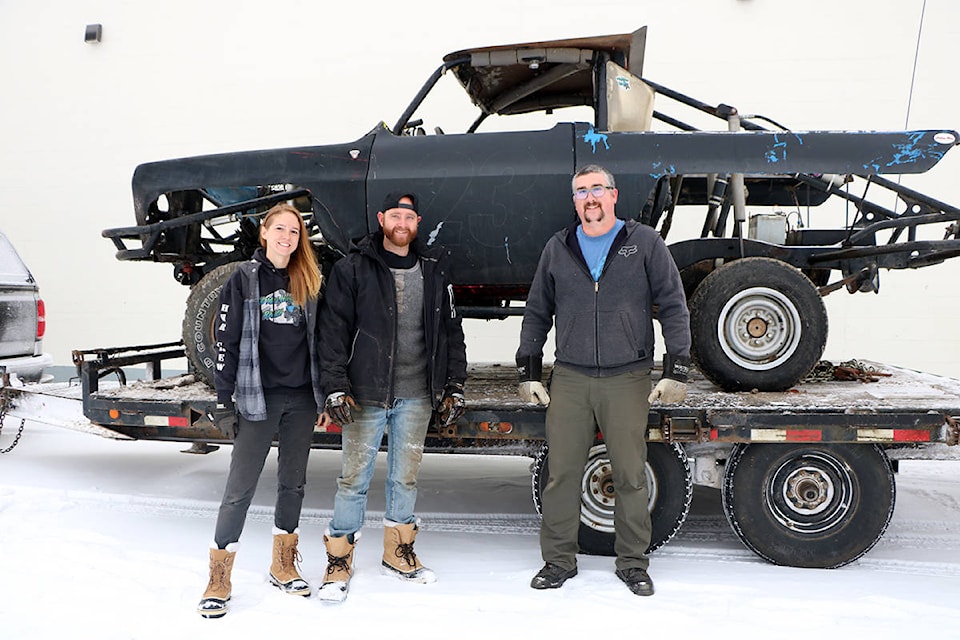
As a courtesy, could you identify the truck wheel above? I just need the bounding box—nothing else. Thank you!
[532,442,692,555]
[689,257,827,391]
[721,443,895,568]
[182,262,241,388]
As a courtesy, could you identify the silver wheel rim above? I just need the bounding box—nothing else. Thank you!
[717,286,802,371]
[580,444,657,533]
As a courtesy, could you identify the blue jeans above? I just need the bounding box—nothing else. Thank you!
[329,397,433,537]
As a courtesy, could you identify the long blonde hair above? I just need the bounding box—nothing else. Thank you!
[259,203,321,307]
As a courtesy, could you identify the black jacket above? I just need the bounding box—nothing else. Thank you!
[319,232,467,408]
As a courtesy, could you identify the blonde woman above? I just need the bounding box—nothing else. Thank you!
[198,203,325,618]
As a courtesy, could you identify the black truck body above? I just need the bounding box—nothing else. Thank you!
[101,27,960,393]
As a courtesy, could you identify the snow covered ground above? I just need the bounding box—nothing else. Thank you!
[1,420,959,639]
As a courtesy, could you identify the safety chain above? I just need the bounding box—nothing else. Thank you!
[803,359,891,384]
[0,390,26,453]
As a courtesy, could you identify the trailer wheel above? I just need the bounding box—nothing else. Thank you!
[532,442,692,555]
[689,257,827,391]
[182,262,242,388]
[721,443,895,568]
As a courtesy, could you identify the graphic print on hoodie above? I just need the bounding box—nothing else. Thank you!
[261,288,303,325]
[257,265,310,392]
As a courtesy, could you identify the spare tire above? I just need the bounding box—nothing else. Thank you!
[688,257,827,391]
[182,262,241,388]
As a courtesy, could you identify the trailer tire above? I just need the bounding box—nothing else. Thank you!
[182,262,242,388]
[721,443,895,568]
[532,442,692,556]
[689,257,827,391]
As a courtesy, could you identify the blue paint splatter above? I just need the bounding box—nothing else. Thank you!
[649,164,676,179]
[764,133,804,164]
[885,132,945,168]
[582,126,610,153]
[862,133,946,172]
[765,134,788,164]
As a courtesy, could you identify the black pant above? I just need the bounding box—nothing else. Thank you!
[214,390,317,548]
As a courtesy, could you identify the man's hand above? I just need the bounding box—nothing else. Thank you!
[325,391,358,425]
[519,381,551,406]
[210,401,238,439]
[437,383,466,427]
[648,378,687,404]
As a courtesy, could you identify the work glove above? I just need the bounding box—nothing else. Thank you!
[210,400,238,439]
[648,353,691,405]
[519,381,551,406]
[325,391,358,425]
[516,354,550,406]
[437,383,466,427]
[648,378,687,404]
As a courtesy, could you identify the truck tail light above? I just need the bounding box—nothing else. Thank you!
[36,298,46,339]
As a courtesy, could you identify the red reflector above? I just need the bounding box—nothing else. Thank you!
[168,416,189,427]
[894,430,930,442]
[786,430,822,442]
[36,299,46,339]
[319,423,342,434]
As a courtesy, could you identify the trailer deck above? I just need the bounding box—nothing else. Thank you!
[4,343,959,459]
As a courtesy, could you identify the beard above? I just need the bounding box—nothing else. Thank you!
[384,226,417,247]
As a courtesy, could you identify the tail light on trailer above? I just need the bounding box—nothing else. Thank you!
[36,298,46,339]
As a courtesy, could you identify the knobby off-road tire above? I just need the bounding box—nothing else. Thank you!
[532,442,693,556]
[688,257,828,391]
[721,443,895,568]
[182,263,241,388]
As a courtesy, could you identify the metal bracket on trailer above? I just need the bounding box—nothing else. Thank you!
[659,414,709,443]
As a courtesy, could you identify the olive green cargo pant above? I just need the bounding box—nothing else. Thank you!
[539,365,652,571]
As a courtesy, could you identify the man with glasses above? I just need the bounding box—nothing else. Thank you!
[516,164,691,596]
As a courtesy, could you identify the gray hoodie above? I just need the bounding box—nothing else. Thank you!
[517,218,690,377]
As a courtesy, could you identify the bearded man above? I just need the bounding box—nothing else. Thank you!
[316,191,467,602]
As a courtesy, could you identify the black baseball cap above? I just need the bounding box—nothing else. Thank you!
[380,191,418,213]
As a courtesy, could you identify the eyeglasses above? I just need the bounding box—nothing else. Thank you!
[573,185,614,200]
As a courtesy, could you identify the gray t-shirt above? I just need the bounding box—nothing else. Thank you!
[391,262,428,399]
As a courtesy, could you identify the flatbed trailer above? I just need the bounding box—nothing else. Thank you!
[3,340,959,570]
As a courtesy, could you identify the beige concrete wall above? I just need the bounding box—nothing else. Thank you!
[2,0,958,377]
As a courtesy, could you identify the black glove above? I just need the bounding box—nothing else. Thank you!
[210,400,238,439]
[437,383,466,427]
[325,392,358,425]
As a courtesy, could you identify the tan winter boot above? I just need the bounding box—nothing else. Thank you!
[197,544,237,619]
[269,528,311,596]
[381,520,436,583]
[316,530,360,603]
